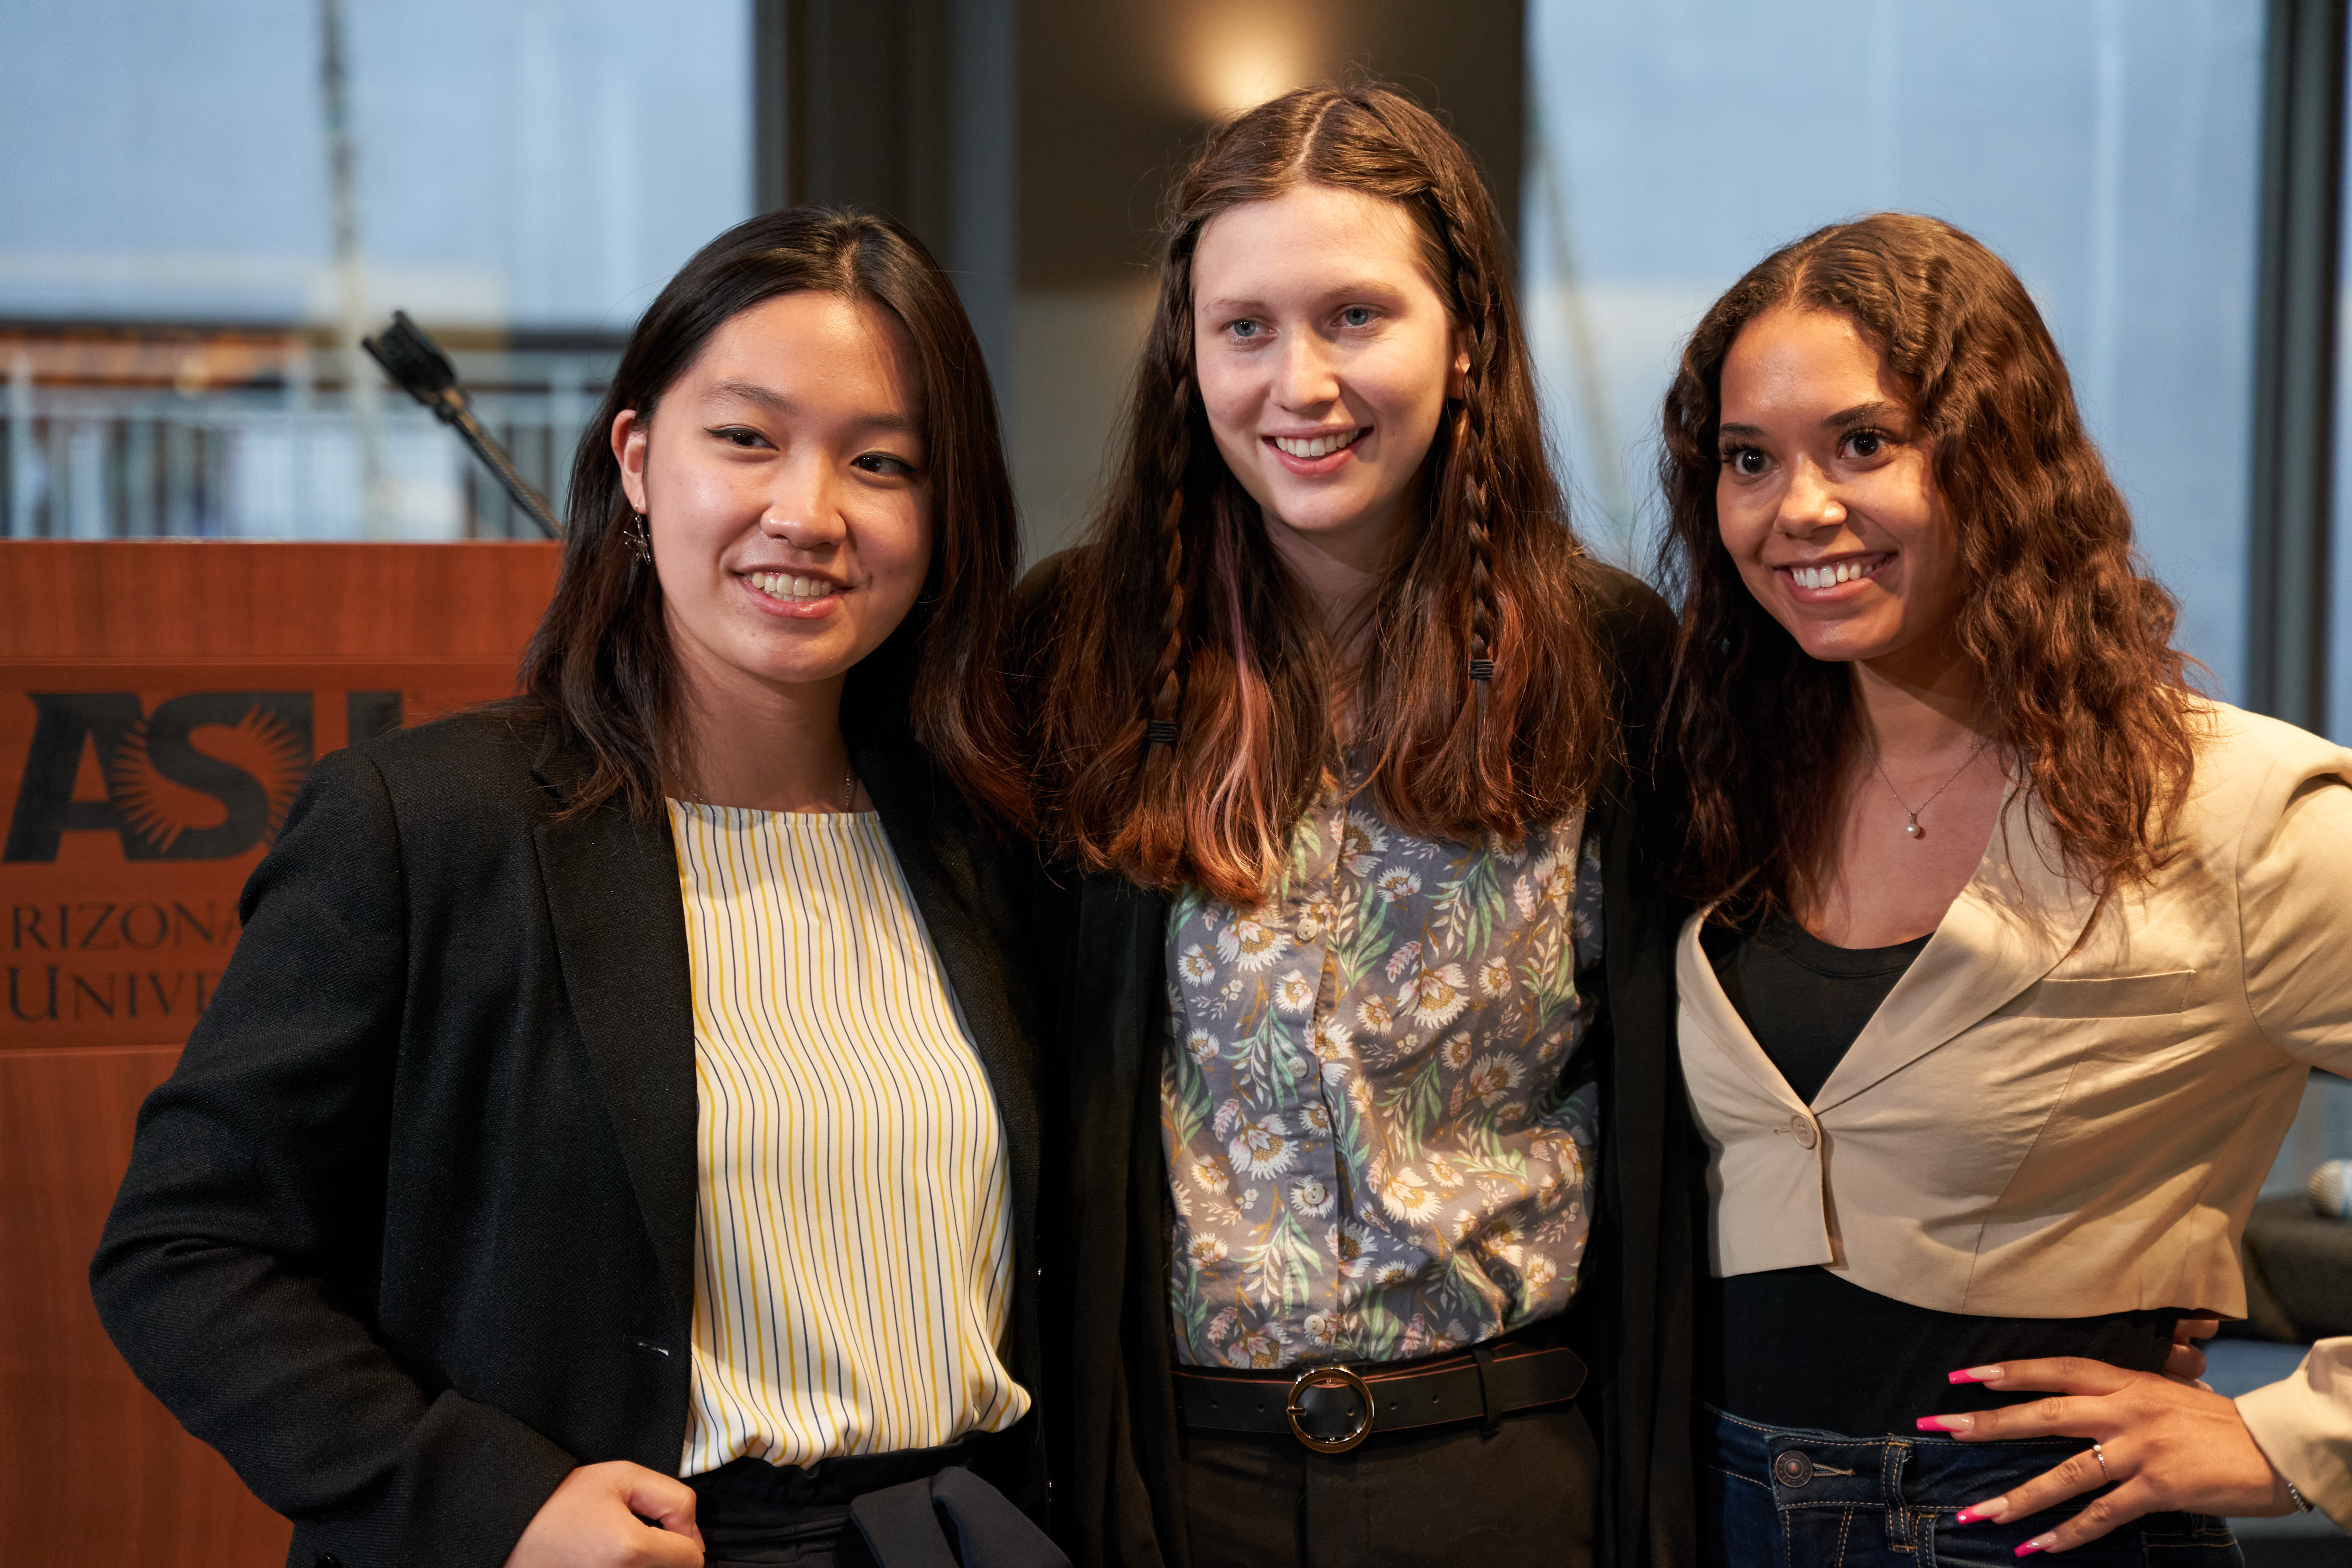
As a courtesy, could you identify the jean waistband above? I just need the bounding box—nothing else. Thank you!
[1705,1403,2104,1510]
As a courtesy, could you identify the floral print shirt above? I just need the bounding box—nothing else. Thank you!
[1161,779,1605,1369]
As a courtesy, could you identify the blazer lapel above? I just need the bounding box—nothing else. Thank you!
[1677,919,1812,1114]
[530,749,700,1323]
[1813,786,2098,1112]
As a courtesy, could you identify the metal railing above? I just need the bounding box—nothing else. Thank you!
[1,351,611,542]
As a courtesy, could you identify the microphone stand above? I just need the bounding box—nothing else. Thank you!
[361,311,564,539]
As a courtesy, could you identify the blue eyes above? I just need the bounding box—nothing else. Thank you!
[1221,307,1380,341]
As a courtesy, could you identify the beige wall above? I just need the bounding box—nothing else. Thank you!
[1008,281,1157,564]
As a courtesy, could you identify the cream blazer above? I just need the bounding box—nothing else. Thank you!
[1677,702,2352,1522]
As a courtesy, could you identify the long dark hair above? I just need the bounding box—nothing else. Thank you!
[1030,85,1611,906]
[1659,212,2199,914]
[517,206,1026,826]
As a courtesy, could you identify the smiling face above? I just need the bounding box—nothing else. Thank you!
[613,291,931,716]
[1715,307,1965,677]
[1191,183,1468,573]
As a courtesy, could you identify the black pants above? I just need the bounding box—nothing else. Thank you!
[1175,1400,1599,1568]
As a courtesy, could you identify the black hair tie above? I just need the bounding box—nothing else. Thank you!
[1147,719,1179,748]
[1468,659,1495,683]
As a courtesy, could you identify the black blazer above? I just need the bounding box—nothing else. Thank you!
[1027,561,1700,1568]
[90,708,1051,1568]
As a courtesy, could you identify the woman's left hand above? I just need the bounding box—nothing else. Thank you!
[1919,1357,2298,1553]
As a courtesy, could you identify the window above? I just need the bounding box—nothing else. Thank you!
[0,0,752,540]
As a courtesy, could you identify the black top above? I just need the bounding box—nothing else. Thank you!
[91,711,1052,1568]
[1708,912,1930,1103]
[1697,915,2176,1436]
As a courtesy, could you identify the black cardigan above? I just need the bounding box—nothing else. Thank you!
[1026,559,1700,1568]
[90,708,1052,1568]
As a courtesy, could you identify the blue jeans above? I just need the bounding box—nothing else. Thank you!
[1702,1406,2241,1567]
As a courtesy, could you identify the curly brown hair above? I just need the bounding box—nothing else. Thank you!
[1028,85,1612,906]
[1658,212,2201,914]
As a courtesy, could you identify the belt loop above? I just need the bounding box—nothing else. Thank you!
[1883,1441,1914,1551]
[1471,1344,1503,1433]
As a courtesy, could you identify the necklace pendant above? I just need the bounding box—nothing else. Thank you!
[1904,815,1924,840]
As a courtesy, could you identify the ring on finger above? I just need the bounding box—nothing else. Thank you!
[2091,1441,2111,1485]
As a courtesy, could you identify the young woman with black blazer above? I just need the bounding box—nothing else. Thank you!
[1659,213,2352,1565]
[91,209,1067,1568]
[1020,86,1697,1568]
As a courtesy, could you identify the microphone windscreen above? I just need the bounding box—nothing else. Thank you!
[362,310,458,404]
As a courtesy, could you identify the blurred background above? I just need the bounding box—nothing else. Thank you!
[2,0,2348,1555]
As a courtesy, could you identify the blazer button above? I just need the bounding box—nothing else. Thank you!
[1787,1114,1818,1149]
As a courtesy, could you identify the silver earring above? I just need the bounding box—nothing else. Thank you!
[625,511,652,565]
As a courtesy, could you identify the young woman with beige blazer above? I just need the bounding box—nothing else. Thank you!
[1657,212,2350,1566]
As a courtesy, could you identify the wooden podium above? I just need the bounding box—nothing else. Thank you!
[0,541,559,1566]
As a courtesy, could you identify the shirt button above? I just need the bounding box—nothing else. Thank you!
[1787,1114,1818,1149]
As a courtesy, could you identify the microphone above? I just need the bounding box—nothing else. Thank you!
[362,311,564,539]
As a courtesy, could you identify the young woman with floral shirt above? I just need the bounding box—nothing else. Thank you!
[1020,85,1696,1568]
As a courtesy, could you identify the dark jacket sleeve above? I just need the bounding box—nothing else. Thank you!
[1573,561,1700,1568]
[89,748,576,1568]
[1012,547,1183,1566]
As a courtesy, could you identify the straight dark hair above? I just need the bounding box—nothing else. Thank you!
[515,206,1027,827]
[1030,85,1611,906]
[1659,213,2198,915]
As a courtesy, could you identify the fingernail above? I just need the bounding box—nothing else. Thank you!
[1916,1414,1973,1432]
[2014,1538,2050,1558]
[1954,1500,2004,1525]
[1948,1365,2004,1384]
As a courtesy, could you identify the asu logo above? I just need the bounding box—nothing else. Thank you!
[109,703,310,856]
[3,691,400,863]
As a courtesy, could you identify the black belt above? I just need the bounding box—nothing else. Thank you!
[1173,1339,1588,1454]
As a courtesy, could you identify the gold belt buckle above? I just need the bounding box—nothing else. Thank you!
[1285,1362,1373,1453]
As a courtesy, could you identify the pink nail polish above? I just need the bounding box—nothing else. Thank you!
[1954,1508,1984,1525]
[2014,1540,2047,1558]
[1949,1365,2003,1384]
[1916,1415,1972,1432]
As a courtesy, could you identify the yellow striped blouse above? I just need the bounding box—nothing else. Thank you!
[668,799,1030,1474]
